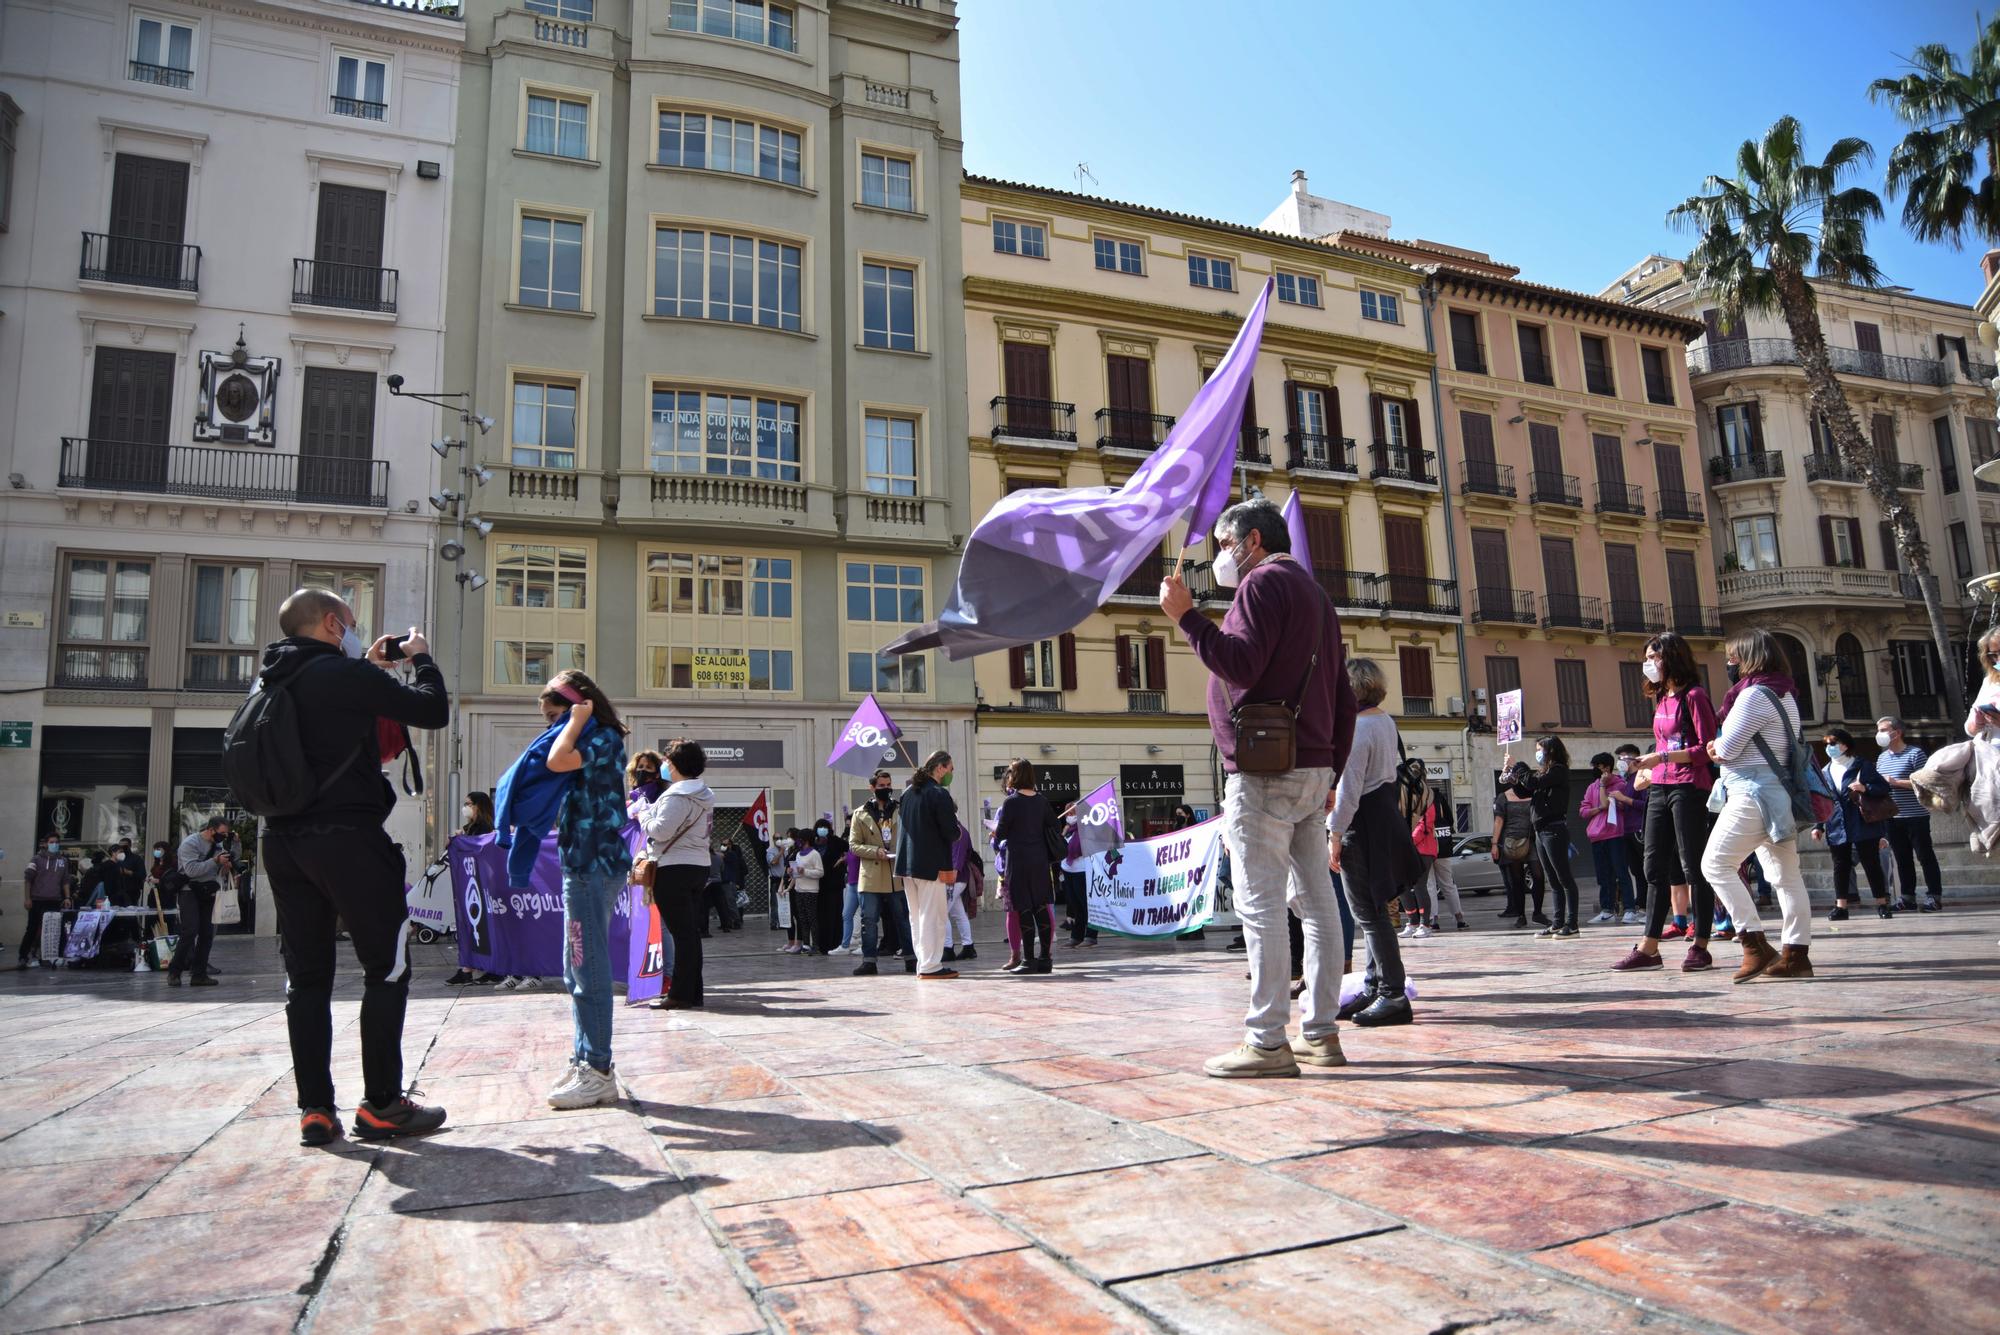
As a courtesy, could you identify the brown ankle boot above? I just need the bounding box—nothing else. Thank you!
[1760,944,1814,981]
[1733,931,1779,984]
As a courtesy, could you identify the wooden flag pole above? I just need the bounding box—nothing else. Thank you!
[1172,523,1187,580]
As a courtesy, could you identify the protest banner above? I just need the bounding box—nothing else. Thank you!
[1494,688,1524,746]
[826,694,903,778]
[1082,815,1223,937]
[1075,777,1124,858]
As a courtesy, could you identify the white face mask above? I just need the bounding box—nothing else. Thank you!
[1641,659,1663,683]
[1615,758,1631,775]
[338,622,365,659]
[1534,748,1546,767]
[1212,542,1242,588]
[1875,730,1893,748]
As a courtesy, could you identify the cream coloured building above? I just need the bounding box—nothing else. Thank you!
[963,176,1462,832]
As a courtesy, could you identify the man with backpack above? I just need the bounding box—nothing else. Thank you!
[232,587,450,1147]
[168,816,233,986]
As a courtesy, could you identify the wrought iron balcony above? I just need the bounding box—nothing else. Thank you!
[989,396,1077,445]
[1369,444,1437,486]
[1670,604,1724,637]
[1095,408,1175,452]
[1240,426,1272,467]
[184,656,257,693]
[54,655,148,691]
[1452,345,1487,375]
[129,60,192,88]
[1709,452,1785,485]
[1657,489,1704,522]
[1892,461,1925,490]
[1471,587,1538,625]
[59,437,389,508]
[1310,567,1381,610]
[1804,453,1863,484]
[1528,470,1582,508]
[1459,460,1516,498]
[331,94,388,120]
[293,258,399,313]
[1688,337,1947,387]
[1542,593,1606,631]
[1595,481,1646,515]
[1285,431,1357,475]
[1376,575,1460,617]
[1643,375,1676,406]
[78,232,200,291]
[1127,690,1166,714]
[1020,690,1063,713]
[1897,692,1942,720]
[1609,599,1666,635]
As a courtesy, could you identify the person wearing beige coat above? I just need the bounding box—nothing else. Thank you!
[848,771,912,974]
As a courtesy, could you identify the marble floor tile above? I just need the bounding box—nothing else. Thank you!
[714,1180,1028,1286]
[352,1111,674,1216]
[648,1095,925,1208]
[790,1064,1046,1121]
[1059,1072,1301,1122]
[986,1055,1167,1090]
[63,1296,305,1334]
[0,1215,103,1308]
[1151,1098,1420,1163]
[764,1247,1156,1335]
[124,1115,376,1220]
[620,1063,791,1108]
[0,1155,178,1225]
[871,1098,1198,1191]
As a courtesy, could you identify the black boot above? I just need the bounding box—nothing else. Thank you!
[942,946,959,963]
[1352,991,1413,1027]
[852,960,878,976]
[959,944,977,960]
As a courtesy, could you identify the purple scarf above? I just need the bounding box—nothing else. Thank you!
[1719,671,1796,722]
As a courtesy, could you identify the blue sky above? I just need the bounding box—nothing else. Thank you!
[960,0,1988,305]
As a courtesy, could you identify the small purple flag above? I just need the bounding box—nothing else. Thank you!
[1075,778,1124,858]
[1281,490,1311,571]
[826,693,903,778]
[885,281,1273,661]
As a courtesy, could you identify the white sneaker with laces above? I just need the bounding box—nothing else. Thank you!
[1621,911,1643,925]
[1398,923,1417,938]
[546,1059,584,1101]
[1412,924,1430,939]
[549,1062,619,1110]
[1589,911,1615,924]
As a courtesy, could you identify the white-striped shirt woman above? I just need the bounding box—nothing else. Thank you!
[1699,628,1812,983]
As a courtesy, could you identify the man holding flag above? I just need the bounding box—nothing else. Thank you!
[1161,496,1357,1078]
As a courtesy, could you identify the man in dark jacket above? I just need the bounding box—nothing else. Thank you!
[18,835,74,967]
[258,587,450,1147]
[893,751,961,978]
[170,816,234,985]
[1161,497,1359,1079]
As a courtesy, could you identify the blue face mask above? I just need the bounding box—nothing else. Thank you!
[1826,743,1845,759]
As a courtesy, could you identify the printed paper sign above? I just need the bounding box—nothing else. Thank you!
[691,651,750,689]
[1494,689,1524,745]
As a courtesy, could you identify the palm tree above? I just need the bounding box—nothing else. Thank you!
[1669,116,1965,719]
[1871,15,2000,247]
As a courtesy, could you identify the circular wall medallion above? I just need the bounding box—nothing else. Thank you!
[216,373,259,423]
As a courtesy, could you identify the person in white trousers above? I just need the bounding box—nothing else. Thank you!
[894,750,961,979]
[1699,628,1813,983]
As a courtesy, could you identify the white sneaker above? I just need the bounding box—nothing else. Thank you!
[499,975,522,990]
[1412,924,1430,939]
[1621,911,1643,926]
[1398,923,1417,938]
[1589,911,1615,924]
[549,1062,619,1110]
[546,1059,584,1101]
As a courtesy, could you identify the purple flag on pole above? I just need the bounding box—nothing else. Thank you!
[1281,490,1311,571]
[1075,777,1124,858]
[826,693,903,778]
[885,281,1273,661]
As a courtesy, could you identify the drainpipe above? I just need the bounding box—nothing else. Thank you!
[1418,270,1473,804]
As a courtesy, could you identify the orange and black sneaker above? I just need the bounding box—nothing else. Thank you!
[353,1091,448,1142]
[299,1107,344,1148]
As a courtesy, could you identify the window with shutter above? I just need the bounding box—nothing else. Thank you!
[1952,521,1974,580]
[1008,645,1027,690]
[1383,516,1428,607]
[1880,521,1902,572]
[299,367,377,505]
[1398,646,1434,715]
[1303,506,1344,574]
[1541,537,1580,616]
[1854,321,1883,354]
[1114,634,1131,690]
[1934,416,1960,493]
[1529,421,1564,477]
[1592,432,1627,489]
[1485,655,1522,705]
[313,184,387,308]
[1144,636,1167,695]
[1059,632,1078,691]
[1641,345,1674,404]
[1605,542,1642,612]
[1555,660,1591,727]
[1620,662,1651,728]
[1665,550,1701,621]
[1517,323,1553,385]
[1449,310,1485,372]
[1871,413,1898,461]
[1581,334,1615,395]
[1470,528,1512,620]
[1460,411,1497,465]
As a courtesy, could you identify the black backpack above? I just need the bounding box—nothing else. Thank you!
[220,663,365,819]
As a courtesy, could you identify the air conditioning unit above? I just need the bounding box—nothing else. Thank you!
[1448,695,1465,715]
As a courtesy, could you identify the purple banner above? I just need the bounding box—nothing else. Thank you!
[1281,490,1311,571]
[447,833,659,1005]
[1076,778,1125,859]
[884,281,1273,662]
[827,693,903,778]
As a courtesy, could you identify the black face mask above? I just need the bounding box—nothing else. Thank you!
[635,769,659,785]
[1726,663,1742,684]
[873,789,894,806]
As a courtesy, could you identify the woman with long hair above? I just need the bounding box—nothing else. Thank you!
[993,759,1057,975]
[1965,625,2000,737]
[539,669,630,1110]
[1700,628,1814,981]
[1491,763,1541,929]
[1812,727,1894,920]
[626,751,665,807]
[1328,659,1416,1028]
[1612,632,1720,973]
[637,739,715,1009]
[461,790,496,837]
[1522,736,1581,938]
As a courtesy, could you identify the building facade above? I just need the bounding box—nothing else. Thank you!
[439,0,970,876]
[0,0,463,901]
[963,176,1463,833]
[1612,256,1991,734]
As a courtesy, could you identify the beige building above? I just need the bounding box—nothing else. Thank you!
[438,0,970,874]
[963,176,1461,832]
[1611,256,1991,731]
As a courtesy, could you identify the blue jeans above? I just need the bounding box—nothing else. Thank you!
[1591,838,1636,912]
[562,867,621,1073]
[839,882,861,948]
[859,889,910,960]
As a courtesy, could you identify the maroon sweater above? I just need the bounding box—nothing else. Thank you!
[1176,553,1357,775]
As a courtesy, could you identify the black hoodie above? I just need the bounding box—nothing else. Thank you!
[257,636,450,831]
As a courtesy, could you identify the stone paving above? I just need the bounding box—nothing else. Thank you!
[1,906,1998,1334]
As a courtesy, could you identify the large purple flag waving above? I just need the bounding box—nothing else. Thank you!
[827,693,904,779]
[885,281,1273,661]
[1281,490,1311,571]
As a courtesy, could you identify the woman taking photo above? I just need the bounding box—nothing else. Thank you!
[1522,736,1581,938]
[1700,628,1814,981]
[638,740,715,1008]
[1813,727,1895,920]
[993,759,1057,975]
[1612,632,1720,973]
[538,670,629,1111]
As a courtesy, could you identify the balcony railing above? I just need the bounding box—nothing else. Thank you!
[59,437,388,507]
[1310,566,1381,610]
[129,60,192,88]
[1804,453,1863,485]
[1286,431,1357,475]
[1528,470,1582,508]
[1892,461,1925,490]
[508,467,579,501]
[1542,593,1606,631]
[1709,452,1785,485]
[1127,689,1167,714]
[1240,427,1272,467]
[534,16,589,45]
[1020,690,1063,713]
[1452,346,1487,375]
[1657,489,1704,522]
[1643,376,1676,407]
[1609,599,1666,635]
[54,660,149,691]
[989,396,1077,444]
[1369,444,1437,486]
[331,94,388,120]
[1595,480,1646,515]
[1459,460,1515,498]
[1720,566,1926,607]
[1096,408,1175,452]
[78,232,200,291]
[1111,552,1170,601]
[1471,586,1537,625]
[292,258,399,313]
[1377,575,1459,617]
[1688,337,1947,387]
[184,657,257,693]
[1670,604,1724,637]
[1898,692,1943,720]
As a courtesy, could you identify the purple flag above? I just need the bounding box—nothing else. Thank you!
[1075,777,1124,858]
[885,281,1273,661]
[827,693,903,778]
[1281,490,1310,570]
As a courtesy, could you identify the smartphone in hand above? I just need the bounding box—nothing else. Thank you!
[382,634,412,662]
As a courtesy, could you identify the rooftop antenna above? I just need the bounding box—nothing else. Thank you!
[1074,162,1097,191]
